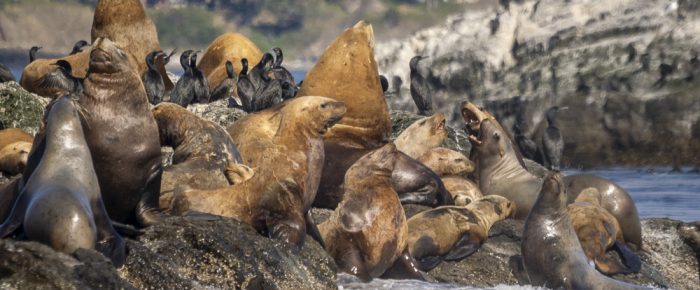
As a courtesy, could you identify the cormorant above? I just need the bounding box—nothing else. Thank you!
[237,58,255,112]
[270,47,297,99]
[70,40,89,55]
[143,51,166,105]
[249,52,275,90]
[29,46,41,63]
[541,106,567,171]
[379,75,388,93]
[190,51,210,104]
[391,76,402,98]
[0,63,16,83]
[37,60,83,96]
[211,60,237,102]
[170,50,195,106]
[514,121,538,160]
[410,55,433,116]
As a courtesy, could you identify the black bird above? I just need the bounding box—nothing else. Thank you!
[170,50,196,106]
[29,46,41,63]
[410,55,433,116]
[190,52,210,104]
[249,52,275,90]
[210,60,237,102]
[0,63,16,83]
[514,121,538,160]
[70,40,89,55]
[143,51,166,105]
[270,47,297,99]
[237,58,256,112]
[391,76,402,98]
[379,75,389,93]
[161,48,177,65]
[541,106,567,171]
[37,60,83,96]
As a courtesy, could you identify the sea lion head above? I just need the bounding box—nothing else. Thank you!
[461,101,493,137]
[470,119,511,160]
[152,103,190,146]
[475,195,516,219]
[282,96,346,135]
[540,172,566,208]
[88,37,133,74]
[346,143,399,180]
[0,141,32,175]
[574,187,602,206]
[422,148,474,176]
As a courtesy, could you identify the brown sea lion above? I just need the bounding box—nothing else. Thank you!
[394,113,447,159]
[170,96,347,247]
[407,195,515,271]
[463,102,643,249]
[76,37,163,226]
[568,188,641,275]
[20,49,92,97]
[0,128,33,176]
[521,173,649,289]
[318,143,424,281]
[441,176,482,206]
[0,128,34,150]
[0,96,125,266]
[417,147,474,177]
[197,33,263,92]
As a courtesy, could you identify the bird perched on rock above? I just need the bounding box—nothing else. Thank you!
[541,106,567,171]
[29,46,41,63]
[37,60,83,97]
[143,51,166,105]
[410,55,433,116]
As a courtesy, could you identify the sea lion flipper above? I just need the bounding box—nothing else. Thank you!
[305,210,325,248]
[337,243,371,282]
[267,213,305,248]
[224,162,254,185]
[183,211,222,221]
[611,240,642,273]
[381,249,432,281]
[0,192,28,238]
[417,255,443,272]
[398,187,436,206]
[92,199,126,267]
[111,220,146,237]
[135,163,165,226]
[508,255,531,285]
[443,232,481,261]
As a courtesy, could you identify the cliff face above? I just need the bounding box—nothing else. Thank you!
[376,0,700,168]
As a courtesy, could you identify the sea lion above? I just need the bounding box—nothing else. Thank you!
[198,33,263,92]
[20,49,91,97]
[441,176,483,206]
[417,147,474,177]
[37,60,84,97]
[463,102,643,249]
[407,195,515,271]
[0,129,33,176]
[394,113,447,159]
[0,176,22,222]
[568,188,641,275]
[319,143,423,281]
[392,152,453,207]
[0,96,125,266]
[74,37,163,226]
[297,20,390,149]
[521,173,649,289]
[171,96,347,247]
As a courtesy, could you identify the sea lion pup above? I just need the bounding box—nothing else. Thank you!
[152,102,251,181]
[210,60,237,102]
[417,147,475,177]
[407,195,515,271]
[0,128,33,176]
[143,50,166,105]
[173,96,347,247]
[76,37,163,226]
[568,188,641,275]
[521,173,650,289]
[197,33,263,92]
[441,176,483,206]
[0,96,125,266]
[462,101,643,249]
[394,112,447,159]
[410,55,433,116]
[319,143,425,282]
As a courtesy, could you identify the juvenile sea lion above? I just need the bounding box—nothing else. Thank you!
[441,176,482,206]
[198,33,263,92]
[407,195,515,271]
[394,113,447,159]
[76,37,163,226]
[319,143,423,281]
[463,102,642,249]
[172,96,346,247]
[410,55,433,116]
[417,147,475,177]
[0,129,33,176]
[0,96,125,266]
[568,188,641,275]
[521,173,649,289]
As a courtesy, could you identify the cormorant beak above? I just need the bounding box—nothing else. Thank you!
[560,106,569,111]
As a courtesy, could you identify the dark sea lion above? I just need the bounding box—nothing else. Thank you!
[0,96,125,266]
[417,147,475,177]
[407,195,515,271]
[0,129,33,176]
[319,143,423,281]
[77,37,163,226]
[173,96,346,247]
[521,173,649,289]
[392,152,453,207]
[463,102,642,249]
[394,113,447,159]
[568,188,641,275]
[198,33,263,92]
[441,176,482,206]
[410,55,433,116]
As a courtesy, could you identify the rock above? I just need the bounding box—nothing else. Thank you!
[377,0,700,168]
[186,99,247,129]
[425,218,695,289]
[0,81,50,136]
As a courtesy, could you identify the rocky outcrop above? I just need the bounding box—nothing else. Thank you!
[0,81,49,136]
[0,216,337,289]
[377,0,700,168]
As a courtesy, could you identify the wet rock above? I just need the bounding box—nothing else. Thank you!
[0,81,49,136]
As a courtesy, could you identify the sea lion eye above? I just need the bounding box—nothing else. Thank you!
[320,103,328,109]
